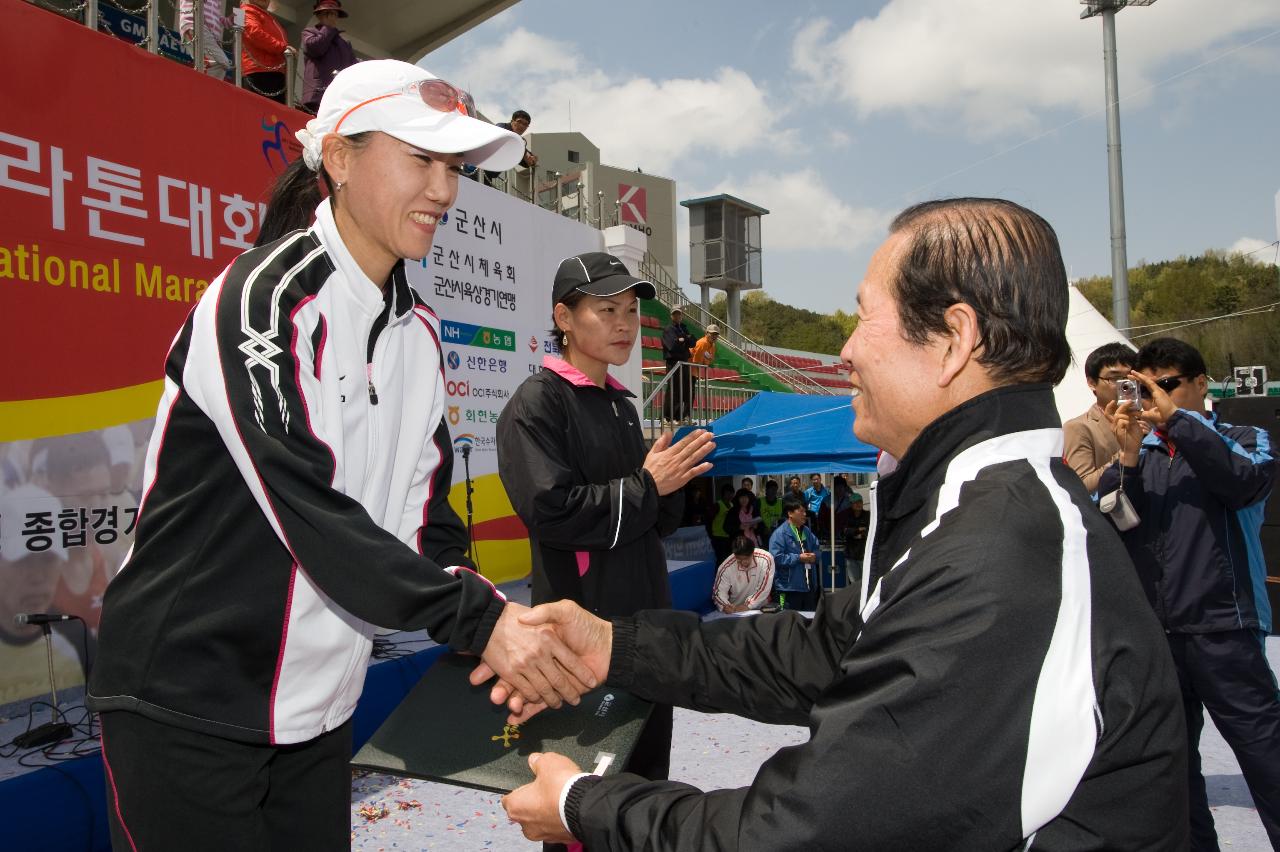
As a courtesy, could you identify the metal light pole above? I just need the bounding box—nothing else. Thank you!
[1081,0,1155,337]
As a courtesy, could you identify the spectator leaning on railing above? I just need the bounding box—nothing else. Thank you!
[240,0,288,104]
[178,0,230,79]
[691,323,719,367]
[301,0,356,114]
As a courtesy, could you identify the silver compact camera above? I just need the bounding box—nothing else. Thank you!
[1116,378,1141,409]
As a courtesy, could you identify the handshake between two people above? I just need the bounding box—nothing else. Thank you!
[471,426,712,709]
[472,600,615,844]
[472,599,613,724]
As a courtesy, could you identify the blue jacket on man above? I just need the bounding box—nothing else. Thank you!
[768,521,820,593]
[803,485,830,515]
[1097,408,1274,633]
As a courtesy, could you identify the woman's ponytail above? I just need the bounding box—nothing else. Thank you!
[255,158,326,247]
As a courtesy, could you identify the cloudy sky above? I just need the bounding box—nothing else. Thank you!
[423,0,1280,319]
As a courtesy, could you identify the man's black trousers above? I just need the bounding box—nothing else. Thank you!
[662,362,694,421]
[1168,630,1280,851]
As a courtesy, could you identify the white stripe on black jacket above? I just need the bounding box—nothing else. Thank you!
[565,384,1187,851]
[89,199,504,745]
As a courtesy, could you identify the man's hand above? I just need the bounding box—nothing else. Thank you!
[476,602,598,711]
[471,601,614,724]
[501,752,581,844]
[1104,398,1146,467]
[799,551,818,565]
[643,429,716,496]
[1129,370,1178,427]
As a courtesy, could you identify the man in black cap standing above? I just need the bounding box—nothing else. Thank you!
[661,307,694,425]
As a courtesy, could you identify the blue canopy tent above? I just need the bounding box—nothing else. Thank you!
[677,391,879,595]
[684,391,878,475]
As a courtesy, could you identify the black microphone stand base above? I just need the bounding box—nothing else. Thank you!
[12,721,71,749]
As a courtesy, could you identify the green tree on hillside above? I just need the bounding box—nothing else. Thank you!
[707,291,856,356]
[1076,251,1280,378]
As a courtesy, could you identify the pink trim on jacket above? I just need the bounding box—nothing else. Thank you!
[542,355,627,391]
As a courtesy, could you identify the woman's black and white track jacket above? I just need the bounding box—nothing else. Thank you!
[566,385,1188,850]
[88,199,504,745]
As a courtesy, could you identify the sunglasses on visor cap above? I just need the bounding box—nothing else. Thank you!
[334,79,478,134]
[1139,374,1192,397]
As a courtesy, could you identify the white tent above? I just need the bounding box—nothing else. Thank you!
[1053,285,1133,422]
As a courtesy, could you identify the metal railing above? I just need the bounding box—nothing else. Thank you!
[34,0,300,108]
[488,168,629,232]
[635,253,836,397]
[639,363,759,441]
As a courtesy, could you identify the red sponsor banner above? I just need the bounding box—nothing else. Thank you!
[0,0,305,415]
[618,183,647,226]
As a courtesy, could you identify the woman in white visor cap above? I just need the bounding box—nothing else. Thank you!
[89,60,598,849]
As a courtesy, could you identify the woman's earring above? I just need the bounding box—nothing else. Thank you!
[334,180,344,192]
[441,211,449,224]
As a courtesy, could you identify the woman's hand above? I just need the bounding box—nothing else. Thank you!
[643,429,715,496]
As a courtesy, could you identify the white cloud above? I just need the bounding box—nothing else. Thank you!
[709,169,889,254]
[447,28,784,174]
[1229,237,1278,265]
[792,1,1280,139]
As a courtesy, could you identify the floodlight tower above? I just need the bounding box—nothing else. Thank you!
[1081,0,1156,338]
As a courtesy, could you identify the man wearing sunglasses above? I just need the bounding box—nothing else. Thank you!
[1100,336,1280,850]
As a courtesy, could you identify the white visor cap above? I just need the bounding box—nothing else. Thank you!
[305,60,525,171]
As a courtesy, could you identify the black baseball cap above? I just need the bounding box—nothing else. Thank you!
[552,252,656,305]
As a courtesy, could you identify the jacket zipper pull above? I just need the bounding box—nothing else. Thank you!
[611,401,618,417]
[367,363,379,405]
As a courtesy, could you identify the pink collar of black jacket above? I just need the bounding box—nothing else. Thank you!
[542,355,628,392]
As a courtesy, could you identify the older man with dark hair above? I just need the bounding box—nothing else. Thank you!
[1101,336,1279,850]
[1063,342,1137,493]
[497,198,1187,850]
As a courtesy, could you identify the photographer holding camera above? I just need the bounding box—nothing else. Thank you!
[1099,337,1280,850]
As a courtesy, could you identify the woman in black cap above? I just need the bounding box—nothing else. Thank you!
[496,251,714,840]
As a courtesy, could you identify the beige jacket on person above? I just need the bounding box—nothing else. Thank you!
[1063,404,1121,493]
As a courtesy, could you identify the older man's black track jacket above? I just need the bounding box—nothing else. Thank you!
[566,385,1187,851]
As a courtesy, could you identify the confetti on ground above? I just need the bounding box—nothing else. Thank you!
[357,804,390,822]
